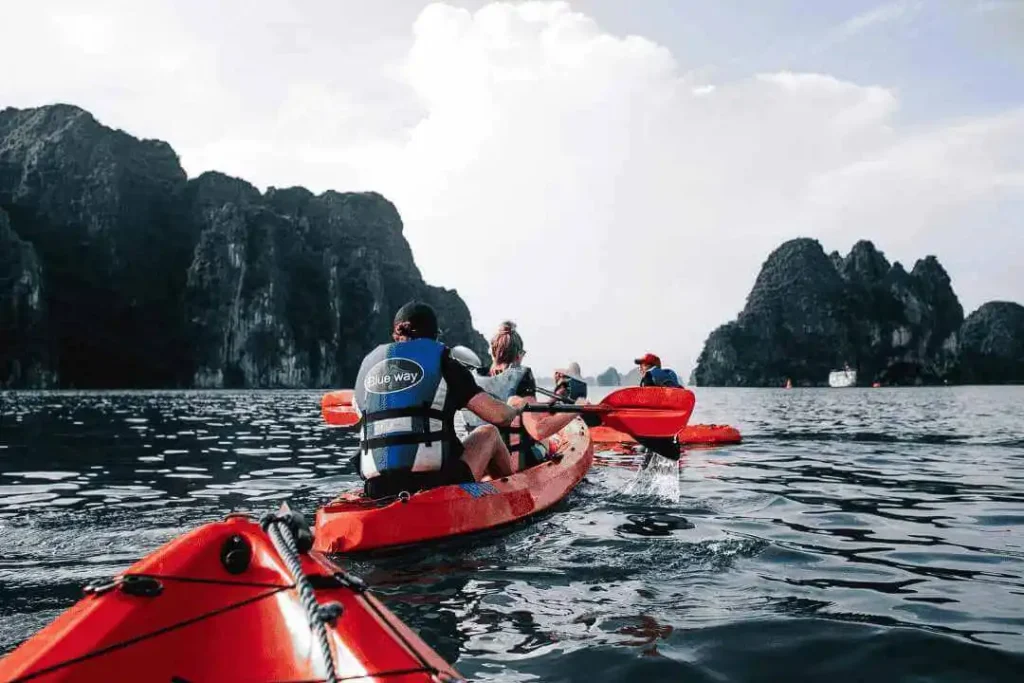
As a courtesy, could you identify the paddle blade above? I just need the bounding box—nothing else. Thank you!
[636,438,682,460]
[598,409,690,440]
[586,387,696,460]
[451,345,484,369]
[601,387,696,415]
[596,387,695,441]
[321,390,361,428]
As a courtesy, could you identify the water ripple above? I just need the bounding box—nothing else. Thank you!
[1,387,1023,681]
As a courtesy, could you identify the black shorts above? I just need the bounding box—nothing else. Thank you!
[364,459,475,499]
[517,444,549,471]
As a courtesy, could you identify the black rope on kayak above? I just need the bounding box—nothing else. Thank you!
[260,509,340,683]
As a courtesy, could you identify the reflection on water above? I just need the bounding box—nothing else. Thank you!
[1,387,1024,681]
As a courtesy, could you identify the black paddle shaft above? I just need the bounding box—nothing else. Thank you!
[521,404,602,414]
[520,404,681,460]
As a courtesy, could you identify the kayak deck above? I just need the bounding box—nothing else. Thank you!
[313,418,594,553]
[0,514,460,682]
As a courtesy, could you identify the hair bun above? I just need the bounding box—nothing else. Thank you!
[499,320,517,334]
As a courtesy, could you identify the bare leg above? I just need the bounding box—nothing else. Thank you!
[461,424,516,480]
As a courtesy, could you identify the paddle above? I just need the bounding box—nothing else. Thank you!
[321,389,359,428]
[321,347,696,459]
[452,347,694,459]
[535,385,572,404]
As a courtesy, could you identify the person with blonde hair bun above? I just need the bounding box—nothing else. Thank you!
[463,320,587,471]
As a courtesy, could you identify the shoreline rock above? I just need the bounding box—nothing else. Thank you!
[0,104,487,388]
[692,238,1019,386]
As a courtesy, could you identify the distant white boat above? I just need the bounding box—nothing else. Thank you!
[828,368,857,388]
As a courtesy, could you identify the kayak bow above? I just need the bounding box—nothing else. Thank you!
[0,510,461,683]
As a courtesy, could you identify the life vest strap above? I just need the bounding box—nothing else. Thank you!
[497,423,532,454]
[361,430,449,452]
[362,406,445,423]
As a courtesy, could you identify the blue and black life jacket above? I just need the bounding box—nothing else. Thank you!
[462,366,546,467]
[642,367,682,388]
[353,338,453,480]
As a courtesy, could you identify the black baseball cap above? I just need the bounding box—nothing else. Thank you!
[393,301,439,339]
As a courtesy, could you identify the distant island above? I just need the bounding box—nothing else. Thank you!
[691,238,1024,387]
[541,366,639,388]
[0,104,488,389]
[596,367,620,386]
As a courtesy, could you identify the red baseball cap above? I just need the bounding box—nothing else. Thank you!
[633,353,661,367]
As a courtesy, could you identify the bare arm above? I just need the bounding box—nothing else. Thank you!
[510,396,588,441]
[522,410,578,441]
[466,391,521,426]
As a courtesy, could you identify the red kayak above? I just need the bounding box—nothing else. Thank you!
[591,423,742,447]
[0,511,460,683]
[314,419,594,553]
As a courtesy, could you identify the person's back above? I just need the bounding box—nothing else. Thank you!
[554,362,588,401]
[354,302,526,499]
[633,352,682,388]
[355,336,451,484]
[463,321,582,471]
[640,367,681,388]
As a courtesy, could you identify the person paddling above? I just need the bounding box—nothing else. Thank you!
[464,321,585,470]
[554,362,588,401]
[634,352,682,388]
[354,302,526,499]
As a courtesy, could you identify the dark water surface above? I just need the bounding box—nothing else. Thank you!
[2,387,1023,681]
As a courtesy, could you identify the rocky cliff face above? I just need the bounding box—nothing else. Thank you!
[0,104,192,387]
[0,104,486,388]
[184,176,487,388]
[692,238,984,386]
[956,302,1024,384]
[0,208,52,387]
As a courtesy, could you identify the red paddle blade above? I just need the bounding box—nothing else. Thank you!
[600,387,696,414]
[597,387,695,437]
[598,409,691,438]
[321,390,360,427]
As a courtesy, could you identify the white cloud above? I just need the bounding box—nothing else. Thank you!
[1,0,1021,380]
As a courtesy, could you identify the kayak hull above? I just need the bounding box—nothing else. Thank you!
[0,514,459,682]
[314,419,594,553]
[591,423,742,447]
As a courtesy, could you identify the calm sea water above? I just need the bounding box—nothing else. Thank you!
[1,387,1023,681]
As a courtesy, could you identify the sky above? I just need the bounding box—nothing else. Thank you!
[2,0,1023,379]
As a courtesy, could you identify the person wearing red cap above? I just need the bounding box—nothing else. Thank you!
[634,353,682,388]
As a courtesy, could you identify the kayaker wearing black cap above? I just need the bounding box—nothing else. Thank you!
[634,352,682,388]
[464,321,585,470]
[353,301,526,499]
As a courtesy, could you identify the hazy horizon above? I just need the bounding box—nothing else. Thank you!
[3,0,1022,379]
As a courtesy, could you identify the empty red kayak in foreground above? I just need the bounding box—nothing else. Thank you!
[314,419,594,553]
[0,513,460,683]
[591,423,742,447]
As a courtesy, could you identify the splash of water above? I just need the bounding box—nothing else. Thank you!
[620,451,680,501]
